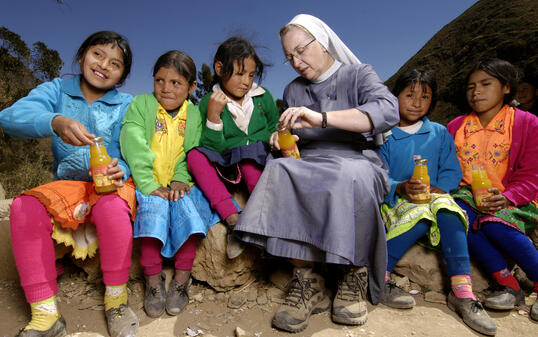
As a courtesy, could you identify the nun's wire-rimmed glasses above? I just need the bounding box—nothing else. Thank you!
[283,39,316,65]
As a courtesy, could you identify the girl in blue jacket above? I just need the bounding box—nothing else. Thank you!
[377,69,496,336]
[0,31,138,337]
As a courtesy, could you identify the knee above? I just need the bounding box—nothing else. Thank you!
[10,195,50,233]
[93,194,129,214]
[187,149,203,169]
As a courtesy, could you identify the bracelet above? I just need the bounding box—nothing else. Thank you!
[321,111,327,128]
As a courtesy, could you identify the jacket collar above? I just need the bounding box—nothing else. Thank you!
[391,116,432,140]
[61,75,124,105]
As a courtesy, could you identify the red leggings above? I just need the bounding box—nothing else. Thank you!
[187,148,262,219]
[10,195,133,303]
[139,236,198,276]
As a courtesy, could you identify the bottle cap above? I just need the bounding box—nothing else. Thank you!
[93,136,103,143]
[275,122,286,132]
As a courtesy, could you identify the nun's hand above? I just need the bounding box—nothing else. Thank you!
[280,107,322,129]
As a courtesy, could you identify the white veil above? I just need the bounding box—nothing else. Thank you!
[287,14,361,65]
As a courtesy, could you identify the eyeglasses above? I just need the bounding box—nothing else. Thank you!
[283,39,316,65]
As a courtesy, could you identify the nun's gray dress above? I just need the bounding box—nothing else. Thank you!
[234,63,399,303]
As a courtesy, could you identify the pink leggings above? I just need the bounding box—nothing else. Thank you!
[139,236,197,276]
[10,195,133,303]
[187,148,262,219]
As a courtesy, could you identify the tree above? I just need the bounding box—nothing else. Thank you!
[193,63,213,104]
[32,41,62,82]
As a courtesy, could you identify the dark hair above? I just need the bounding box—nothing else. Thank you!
[213,37,265,86]
[153,50,196,85]
[466,59,520,105]
[392,69,437,113]
[75,30,132,86]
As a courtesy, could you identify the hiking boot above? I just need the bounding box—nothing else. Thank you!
[381,281,415,309]
[16,316,67,337]
[226,230,245,259]
[105,304,139,337]
[144,272,166,318]
[332,266,368,326]
[484,285,524,310]
[272,267,331,332]
[166,278,190,316]
[531,298,538,321]
[447,292,497,336]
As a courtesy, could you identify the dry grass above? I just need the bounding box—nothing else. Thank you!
[0,136,53,198]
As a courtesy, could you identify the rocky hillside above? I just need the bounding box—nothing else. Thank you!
[386,0,538,125]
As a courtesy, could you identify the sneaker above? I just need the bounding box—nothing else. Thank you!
[226,230,245,259]
[272,267,331,332]
[447,292,497,336]
[105,304,139,337]
[381,281,415,309]
[16,316,67,337]
[143,272,166,318]
[166,278,190,316]
[332,266,368,326]
[531,298,538,321]
[484,285,524,310]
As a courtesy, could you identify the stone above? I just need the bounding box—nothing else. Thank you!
[192,222,256,291]
[228,292,247,309]
[394,275,411,292]
[0,182,5,200]
[267,287,285,303]
[269,267,292,291]
[393,244,489,292]
[234,327,255,337]
[256,288,268,305]
[66,333,105,337]
[424,291,447,304]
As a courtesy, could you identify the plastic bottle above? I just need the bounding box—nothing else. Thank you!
[276,123,300,159]
[89,136,117,194]
[471,163,493,211]
[411,155,430,203]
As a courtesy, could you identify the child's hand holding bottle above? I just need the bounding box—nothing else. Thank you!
[206,91,228,124]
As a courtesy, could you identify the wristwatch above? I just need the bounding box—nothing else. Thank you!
[321,111,327,128]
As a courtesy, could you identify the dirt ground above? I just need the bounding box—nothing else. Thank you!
[1,266,536,337]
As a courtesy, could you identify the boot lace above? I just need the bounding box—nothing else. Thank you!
[337,269,367,301]
[108,304,127,320]
[469,299,485,313]
[283,272,316,308]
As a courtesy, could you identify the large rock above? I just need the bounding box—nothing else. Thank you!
[0,182,5,200]
[393,244,490,292]
[0,199,17,280]
[191,222,256,292]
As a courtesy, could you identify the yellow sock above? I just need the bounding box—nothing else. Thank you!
[104,284,128,311]
[25,296,60,331]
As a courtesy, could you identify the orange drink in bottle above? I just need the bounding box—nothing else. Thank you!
[276,123,300,159]
[471,163,493,211]
[89,136,117,194]
[411,155,430,204]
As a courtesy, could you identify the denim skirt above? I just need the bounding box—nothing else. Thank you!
[134,185,221,258]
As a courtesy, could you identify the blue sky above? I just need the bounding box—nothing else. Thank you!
[1,0,477,99]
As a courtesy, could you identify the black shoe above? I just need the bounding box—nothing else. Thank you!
[484,285,524,310]
[143,272,166,318]
[447,292,497,336]
[166,278,190,315]
[381,281,415,309]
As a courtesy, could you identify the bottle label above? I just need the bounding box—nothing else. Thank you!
[281,143,301,159]
[473,188,493,207]
[91,165,114,187]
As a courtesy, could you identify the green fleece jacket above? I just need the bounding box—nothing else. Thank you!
[199,88,280,153]
[120,94,202,195]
